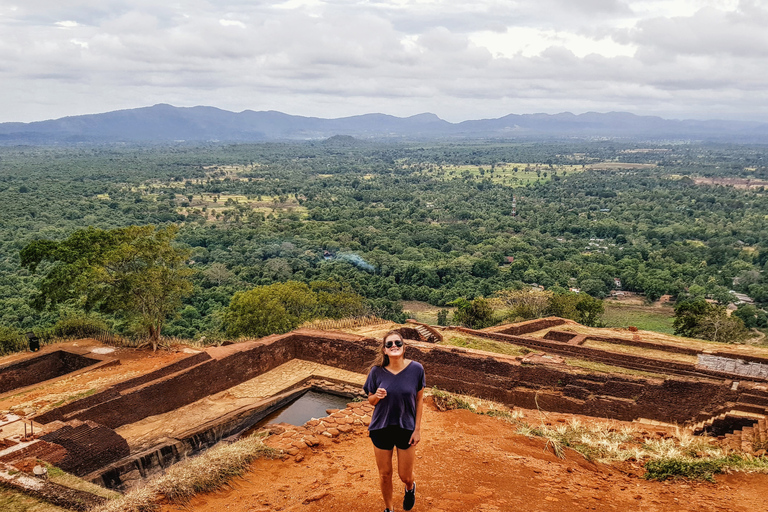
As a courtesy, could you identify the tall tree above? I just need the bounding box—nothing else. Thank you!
[21,225,193,350]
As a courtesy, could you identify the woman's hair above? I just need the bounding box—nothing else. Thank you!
[371,330,404,369]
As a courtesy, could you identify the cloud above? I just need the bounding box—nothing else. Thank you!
[626,4,768,57]
[0,0,767,123]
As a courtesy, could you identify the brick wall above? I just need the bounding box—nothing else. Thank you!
[0,351,100,394]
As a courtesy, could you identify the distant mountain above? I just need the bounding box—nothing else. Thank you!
[1,104,766,144]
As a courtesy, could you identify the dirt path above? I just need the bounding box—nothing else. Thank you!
[162,401,768,512]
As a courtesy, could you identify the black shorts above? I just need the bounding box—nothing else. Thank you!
[369,426,414,451]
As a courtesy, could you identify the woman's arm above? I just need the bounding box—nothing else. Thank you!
[409,388,424,445]
[368,387,387,406]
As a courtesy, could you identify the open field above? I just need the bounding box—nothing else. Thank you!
[693,177,768,189]
[401,300,453,325]
[437,162,584,186]
[586,162,657,170]
[602,302,675,334]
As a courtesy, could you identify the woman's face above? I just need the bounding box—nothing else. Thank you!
[384,334,404,358]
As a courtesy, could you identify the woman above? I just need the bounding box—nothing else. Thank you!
[364,330,425,512]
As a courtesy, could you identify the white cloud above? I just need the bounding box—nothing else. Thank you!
[219,19,246,28]
[0,0,767,123]
[55,20,80,28]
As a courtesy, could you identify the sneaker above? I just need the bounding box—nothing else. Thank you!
[403,482,416,511]
[384,509,394,512]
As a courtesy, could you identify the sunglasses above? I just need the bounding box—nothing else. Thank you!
[384,339,404,348]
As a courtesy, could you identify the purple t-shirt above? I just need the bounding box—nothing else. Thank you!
[363,361,425,431]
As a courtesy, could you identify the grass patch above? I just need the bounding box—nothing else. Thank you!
[0,488,68,512]
[644,457,726,482]
[602,303,675,334]
[564,358,666,379]
[47,388,97,411]
[581,340,697,364]
[43,463,122,501]
[644,455,768,482]
[513,417,639,461]
[430,387,476,412]
[442,333,532,357]
[91,434,278,512]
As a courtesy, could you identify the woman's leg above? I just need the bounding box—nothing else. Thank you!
[396,445,416,489]
[373,446,394,510]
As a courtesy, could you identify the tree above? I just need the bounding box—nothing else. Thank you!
[203,262,233,286]
[492,288,552,320]
[731,304,768,329]
[310,280,368,319]
[225,281,317,338]
[450,297,496,329]
[673,298,749,343]
[673,299,713,338]
[695,309,749,343]
[548,291,604,327]
[20,225,193,350]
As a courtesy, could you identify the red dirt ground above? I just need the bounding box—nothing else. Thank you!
[162,399,768,512]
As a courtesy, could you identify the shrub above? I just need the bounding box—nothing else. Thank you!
[0,326,25,355]
[643,457,726,482]
[430,387,476,412]
[53,315,110,338]
[450,297,496,329]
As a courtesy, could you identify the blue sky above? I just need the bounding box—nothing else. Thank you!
[2,0,766,123]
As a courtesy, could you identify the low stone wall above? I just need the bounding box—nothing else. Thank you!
[34,328,752,430]
[89,377,366,491]
[698,354,768,380]
[485,317,568,336]
[583,333,701,356]
[0,469,108,511]
[0,351,103,395]
[36,352,211,425]
[456,327,755,382]
[543,330,579,343]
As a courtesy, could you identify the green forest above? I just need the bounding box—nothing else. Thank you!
[2,139,767,349]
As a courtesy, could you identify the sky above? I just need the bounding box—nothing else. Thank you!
[1,0,767,124]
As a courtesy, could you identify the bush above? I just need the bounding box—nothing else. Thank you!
[53,315,110,338]
[450,297,496,329]
[0,326,25,355]
[643,457,726,482]
[430,388,476,412]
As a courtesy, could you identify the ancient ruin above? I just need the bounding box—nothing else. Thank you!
[1,318,767,506]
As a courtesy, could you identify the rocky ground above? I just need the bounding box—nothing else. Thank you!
[161,397,768,512]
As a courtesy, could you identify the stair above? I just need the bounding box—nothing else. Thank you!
[405,320,443,343]
[722,419,768,455]
[40,420,130,476]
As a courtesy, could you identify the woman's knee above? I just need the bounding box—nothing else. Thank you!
[378,467,393,480]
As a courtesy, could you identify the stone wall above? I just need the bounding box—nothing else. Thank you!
[698,354,768,380]
[40,420,130,477]
[485,317,568,336]
[36,351,211,424]
[0,351,102,394]
[33,329,758,431]
[455,327,755,382]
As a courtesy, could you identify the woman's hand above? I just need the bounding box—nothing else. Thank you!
[368,387,387,405]
[409,428,421,446]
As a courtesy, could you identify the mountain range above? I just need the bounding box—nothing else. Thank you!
[1,104,767,144]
